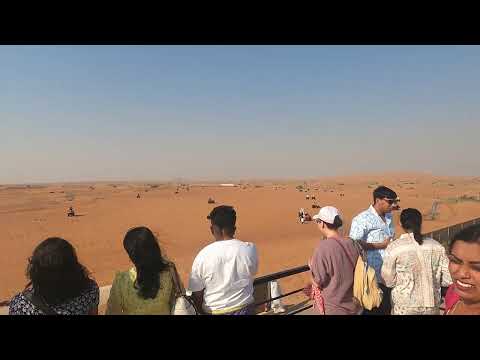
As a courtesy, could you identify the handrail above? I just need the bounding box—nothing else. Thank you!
[2,216,480,314]
[253,216,480,314]
[253,265,309,286]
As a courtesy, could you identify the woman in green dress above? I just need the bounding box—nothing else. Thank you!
[106,226,180,315]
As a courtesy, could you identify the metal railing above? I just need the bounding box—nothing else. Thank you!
[252,265,311,314]
[423,217,480,248]
[2,217,480,315]
[253,216,480,315]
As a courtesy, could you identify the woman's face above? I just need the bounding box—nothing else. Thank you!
[448,240,480,304]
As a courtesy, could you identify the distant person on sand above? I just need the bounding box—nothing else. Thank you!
[9,238,99,315]
[381,208,452,315]
[299,208,308,224]
[306,206,362,315]
[349,186,400,315]
[67,207,75,217]
[188,205,258,315]
[106,227,181,315]
[444,224,480,315]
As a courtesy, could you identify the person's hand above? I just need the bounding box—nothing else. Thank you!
[380,237,392,249]
[303,284,313,298]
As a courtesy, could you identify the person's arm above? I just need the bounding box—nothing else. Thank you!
[191,290,206,315]
[87,282,101,315]
[381,246,396,288]
[188,254,206,315]
[105,275,123,315]
[359,237,391,250]
[309,246,331,290]
[249,244,259,276]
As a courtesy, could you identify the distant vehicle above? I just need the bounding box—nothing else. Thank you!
[298,208,312,224]
[208,198,215,204]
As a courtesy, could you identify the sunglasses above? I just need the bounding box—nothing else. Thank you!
[383,198,399,205]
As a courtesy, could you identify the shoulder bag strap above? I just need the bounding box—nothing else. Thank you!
[332,237,357,269]
[168,264,199,315]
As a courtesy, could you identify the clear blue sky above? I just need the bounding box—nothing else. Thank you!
[1,46,479,183]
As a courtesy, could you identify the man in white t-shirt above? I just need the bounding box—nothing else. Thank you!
[188,205,258,315]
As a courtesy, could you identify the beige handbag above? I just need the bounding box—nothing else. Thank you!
[335,238,383,311]
[349,241,383,310]
[169,264,198,315]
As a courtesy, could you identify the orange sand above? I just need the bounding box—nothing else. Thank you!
[2,173,480,303]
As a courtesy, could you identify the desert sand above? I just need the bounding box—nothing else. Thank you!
[2,172,480,307]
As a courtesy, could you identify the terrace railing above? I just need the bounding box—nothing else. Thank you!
[2,216,480,315]
[252,216,480,314]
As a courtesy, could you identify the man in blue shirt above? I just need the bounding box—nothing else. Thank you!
[349,186,400,315]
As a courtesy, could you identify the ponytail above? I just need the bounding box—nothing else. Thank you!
[412,226,423,245]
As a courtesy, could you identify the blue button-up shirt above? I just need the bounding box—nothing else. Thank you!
[349,205,395,284]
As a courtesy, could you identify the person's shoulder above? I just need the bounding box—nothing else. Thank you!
[234,239,256,249]
[352,208,372,222]
[422,237,445,250]
[81,279,100,299]
[9,290,37,314]
[193,242,221,263]
[385,239,402,253]
[387,236,411,252]
[113,270,130,281]
[314,238,338,254]
[9,292,26,306]
[198,241,219,254]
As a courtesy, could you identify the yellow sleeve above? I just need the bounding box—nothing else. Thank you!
[105,273,123,315]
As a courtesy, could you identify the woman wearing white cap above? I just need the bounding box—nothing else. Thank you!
[308,206,362,315]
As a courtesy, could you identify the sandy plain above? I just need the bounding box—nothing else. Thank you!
[2,172,480,309]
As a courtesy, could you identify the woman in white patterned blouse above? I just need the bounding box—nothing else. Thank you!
[381,208,452,315]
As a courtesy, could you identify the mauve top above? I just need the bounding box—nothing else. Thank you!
[310,237,361,315]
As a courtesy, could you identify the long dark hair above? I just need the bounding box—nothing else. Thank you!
[123,227,169,299]
[26,237,93,305]
[400,208,423,245]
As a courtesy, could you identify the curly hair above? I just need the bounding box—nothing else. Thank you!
[26,237,93,305]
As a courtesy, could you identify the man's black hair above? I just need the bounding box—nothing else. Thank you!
[207,205,236,235]
[373,186,398,202]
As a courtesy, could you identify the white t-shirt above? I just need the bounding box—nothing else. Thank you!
[188,239,258,314]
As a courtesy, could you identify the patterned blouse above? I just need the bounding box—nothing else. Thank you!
[9,280,99,315]
[381,233,452,313]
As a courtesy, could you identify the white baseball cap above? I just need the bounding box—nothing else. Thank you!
[312,206,341,224]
